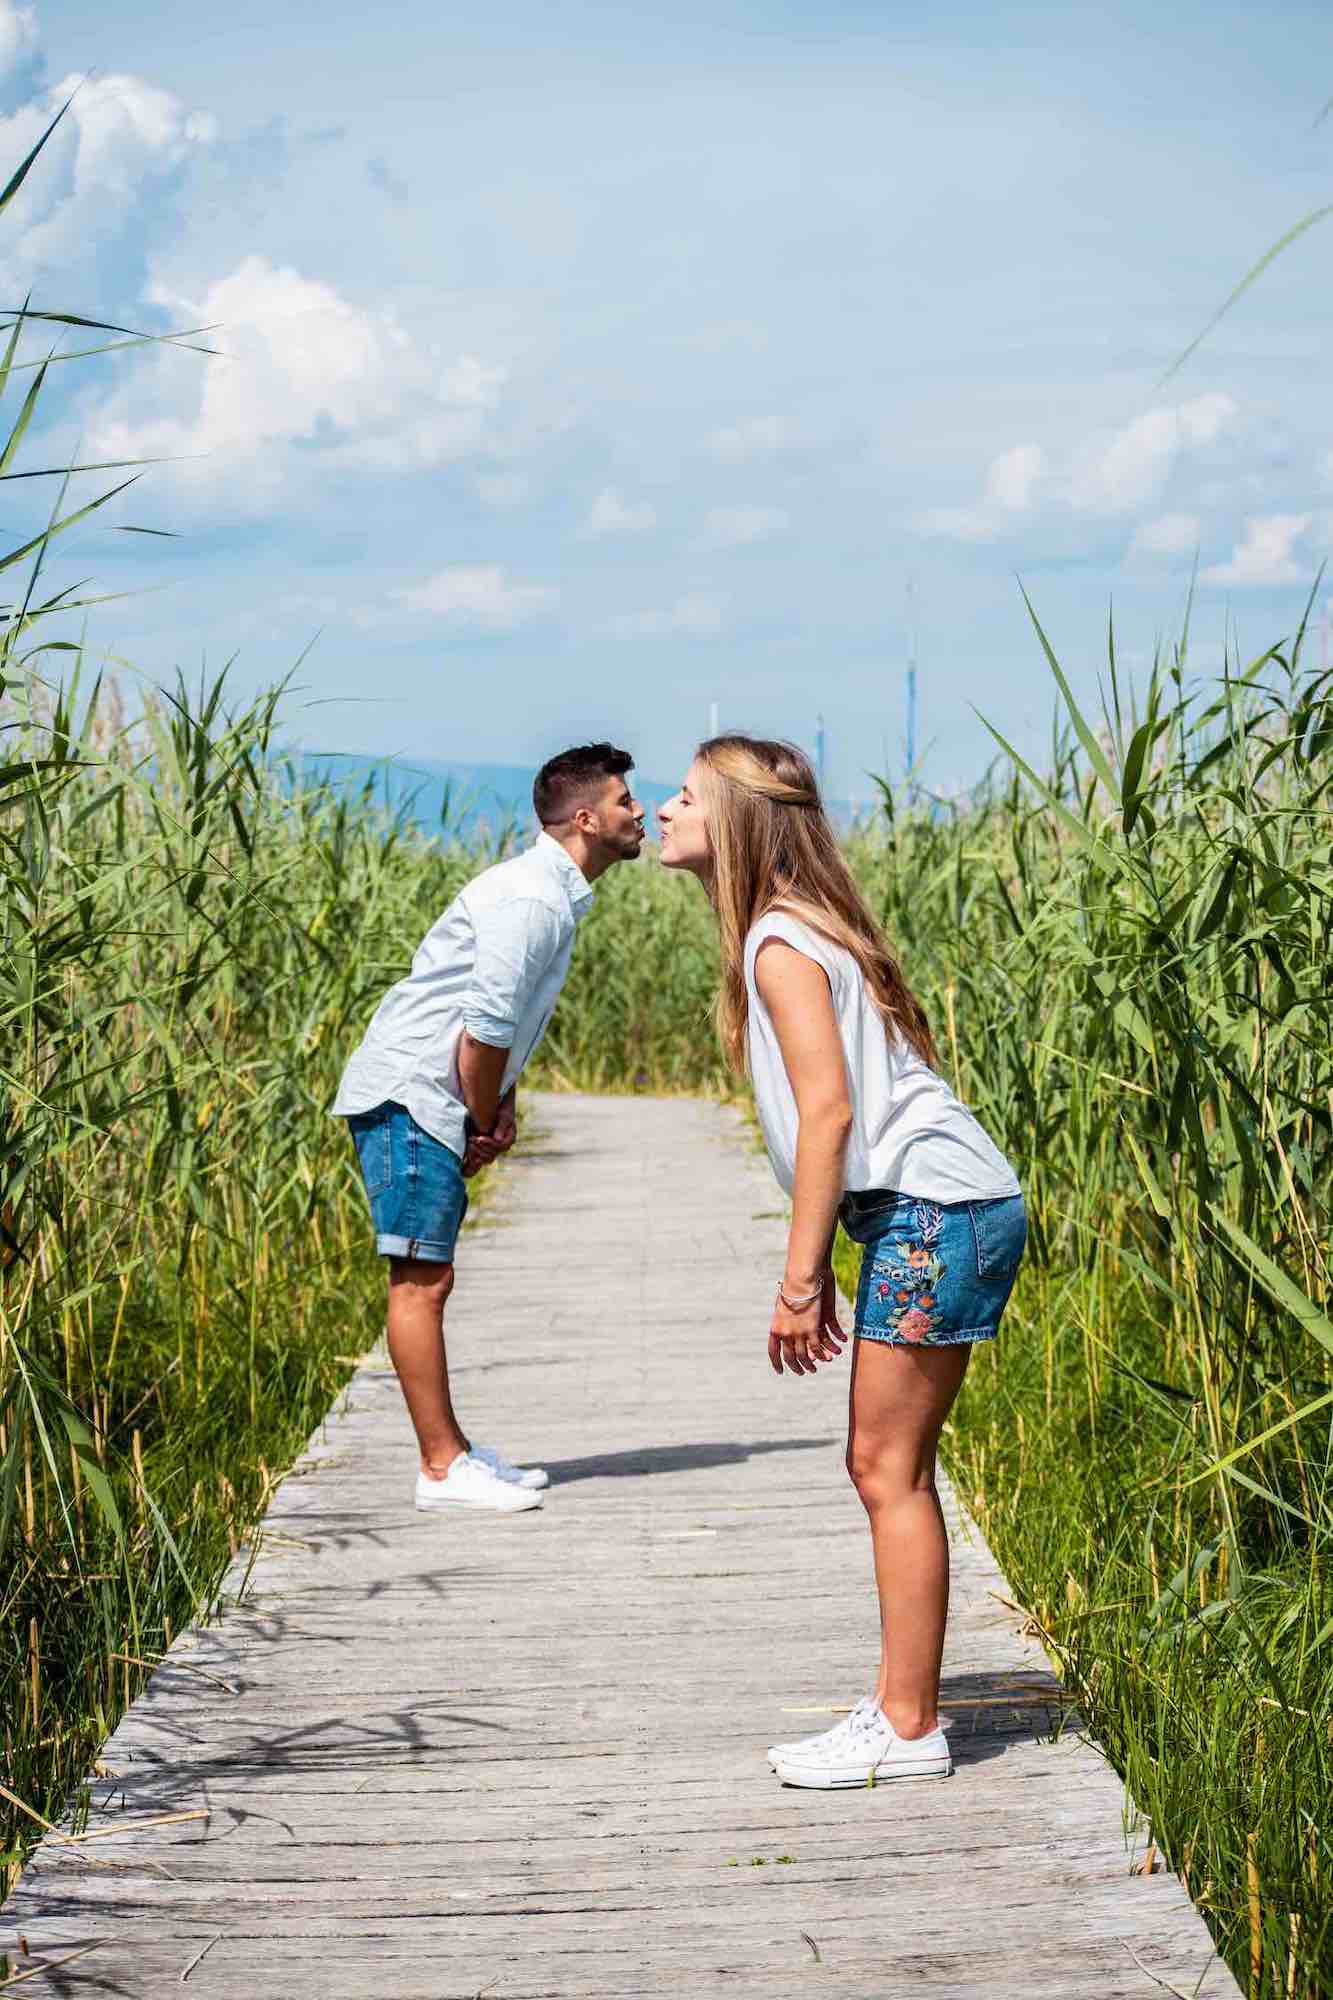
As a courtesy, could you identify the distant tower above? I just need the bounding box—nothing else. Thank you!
[708,699,719,739]
[905,575,919,786]
[815,712,826,794]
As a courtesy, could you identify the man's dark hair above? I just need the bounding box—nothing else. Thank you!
[533,742,633,825]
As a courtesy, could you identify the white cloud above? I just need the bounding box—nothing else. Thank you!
[915,442,1044,541]
[984,443,1046,512]
[394,564,556,628]
[1070,393,1237,515]
[0,3,37,77]
[701,503,788,548]
[90,256,508,505]
[608,592,725,639]
[1131,513,1201,557]
[1201,515,1311,588]
[708,414,787,462]
[918,396,1240,543]
[0,71,216,280]
[583,487,656,537]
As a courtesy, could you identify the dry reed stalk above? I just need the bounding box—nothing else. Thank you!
[0,1940,104,1987]
[54,1808,208,1844]
[1248,1831,1262,1997]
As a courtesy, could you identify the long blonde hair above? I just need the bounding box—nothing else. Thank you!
[694,734,938,1074]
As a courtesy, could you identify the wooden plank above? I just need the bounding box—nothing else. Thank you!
[0,1093,1238,1997]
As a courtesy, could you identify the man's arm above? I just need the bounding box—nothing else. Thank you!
[457,1033,509,1133]
[458,896,561,1137]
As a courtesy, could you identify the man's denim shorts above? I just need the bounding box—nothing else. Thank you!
[345,1100,468,1263]
[839,1188,1027,1347]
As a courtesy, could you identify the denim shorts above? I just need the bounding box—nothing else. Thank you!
[345,1100,469,1262]
[839,1188,1027,1347]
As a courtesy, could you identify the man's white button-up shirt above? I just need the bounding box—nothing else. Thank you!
[332,831,593,1159]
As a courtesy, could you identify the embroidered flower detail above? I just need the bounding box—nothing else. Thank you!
[863,1202,950,1344]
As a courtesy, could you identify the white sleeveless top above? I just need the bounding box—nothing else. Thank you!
[743,910,1020,1203]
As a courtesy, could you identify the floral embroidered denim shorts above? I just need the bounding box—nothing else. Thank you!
[839,1188,1027,1347]
[345,1100,469,1263]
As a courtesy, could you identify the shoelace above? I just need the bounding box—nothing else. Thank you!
[786,1699,879,1754]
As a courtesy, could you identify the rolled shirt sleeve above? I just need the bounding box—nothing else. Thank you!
[462,897,564,1049]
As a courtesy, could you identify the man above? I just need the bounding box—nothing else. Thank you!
[333,744,645,1513]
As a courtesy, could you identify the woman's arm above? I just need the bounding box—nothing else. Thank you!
[753,938,850,1375]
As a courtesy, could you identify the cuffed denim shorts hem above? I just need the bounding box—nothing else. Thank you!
[372,1231,463,1263]
[346,1100,469,1265]
[854,1324,998,1349]
[839,1188,1026,1350]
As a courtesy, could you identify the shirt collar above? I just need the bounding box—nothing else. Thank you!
[535,829,595,919]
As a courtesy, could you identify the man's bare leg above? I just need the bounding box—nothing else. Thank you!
[386,1257,468,1478]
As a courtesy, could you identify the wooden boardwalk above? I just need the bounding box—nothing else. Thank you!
[2,1094,1237,1998]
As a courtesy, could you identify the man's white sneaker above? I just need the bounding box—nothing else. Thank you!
[414,1455,543,1514]
[766,1697,877,1767]
[472,1443,549,1490]
[770,1702,951,1788]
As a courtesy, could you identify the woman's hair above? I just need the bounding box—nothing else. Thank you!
[693,734,938,1074]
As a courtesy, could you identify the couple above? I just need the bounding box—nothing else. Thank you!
[333,736,1025,1789]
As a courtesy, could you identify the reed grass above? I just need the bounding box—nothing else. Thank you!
[1,98,1329,2000]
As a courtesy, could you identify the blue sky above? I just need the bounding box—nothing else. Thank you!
[7,0,1333,800]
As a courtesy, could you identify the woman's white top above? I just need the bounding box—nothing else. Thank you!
[744,910,1020,1203]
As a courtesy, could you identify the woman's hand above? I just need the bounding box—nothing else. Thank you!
[768,1266,846,1376]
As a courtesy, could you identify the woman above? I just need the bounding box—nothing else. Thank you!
[658,736,1025,1790]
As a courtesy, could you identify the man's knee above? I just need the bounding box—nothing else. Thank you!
[389,1257,455,1307]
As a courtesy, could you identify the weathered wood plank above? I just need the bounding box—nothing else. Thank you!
[0,1093,1238,1996]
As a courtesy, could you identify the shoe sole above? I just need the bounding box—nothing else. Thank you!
[415,1494,543,1514]
[772,1755,952,1788]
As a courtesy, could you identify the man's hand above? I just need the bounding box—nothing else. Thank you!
[768,1265,846,1376]
[492,1088,518,1152]
[461,1089,518,1178]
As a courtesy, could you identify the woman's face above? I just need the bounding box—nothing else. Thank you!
[657,759,714,877]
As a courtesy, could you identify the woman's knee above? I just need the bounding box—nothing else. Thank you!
[846,1432,934,1509]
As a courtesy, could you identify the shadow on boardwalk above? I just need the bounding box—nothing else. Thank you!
[1,1093,1237,1999]
[545,1436,834,1482]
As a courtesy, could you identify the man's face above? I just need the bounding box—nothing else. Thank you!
[585,772,646,861]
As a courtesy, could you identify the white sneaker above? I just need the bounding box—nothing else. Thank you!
[414,1455,543,1514]
[472,1443,549,1490]
[767,1697,877,1767]
[770,1702,951,1788]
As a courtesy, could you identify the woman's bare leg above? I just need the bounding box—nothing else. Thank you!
[845,1339,971,1739]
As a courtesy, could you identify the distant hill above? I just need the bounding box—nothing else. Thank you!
[291,753,677,840]
[290,752,867,838]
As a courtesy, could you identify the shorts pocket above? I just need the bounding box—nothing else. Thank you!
[349,1107,393,1198]
[968,1195,1027,1280]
